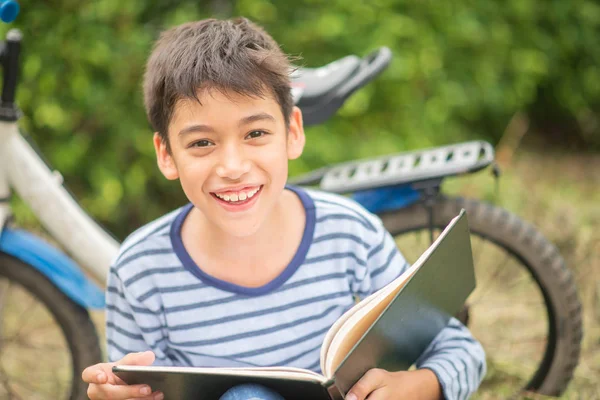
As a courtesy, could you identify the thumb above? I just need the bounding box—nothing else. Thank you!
[116,351,156,366]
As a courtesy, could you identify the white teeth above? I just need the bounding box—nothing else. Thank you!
[214,187,260,203]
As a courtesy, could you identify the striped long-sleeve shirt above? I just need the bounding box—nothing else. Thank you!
[106,186,486,399]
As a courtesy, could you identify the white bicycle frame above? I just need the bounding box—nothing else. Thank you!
[0,120,119,284]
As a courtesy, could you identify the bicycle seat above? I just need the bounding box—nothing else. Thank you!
[292,47,392,126]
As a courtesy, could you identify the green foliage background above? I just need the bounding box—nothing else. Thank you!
[3,0,599,238]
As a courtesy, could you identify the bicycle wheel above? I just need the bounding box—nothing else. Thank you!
[0,252,103,399]
[377,196,582,397]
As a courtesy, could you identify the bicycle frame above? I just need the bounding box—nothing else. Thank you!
[0,120,119,307]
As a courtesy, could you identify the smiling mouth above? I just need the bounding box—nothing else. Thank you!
[211,185,263,206]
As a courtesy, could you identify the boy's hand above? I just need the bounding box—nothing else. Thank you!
[345,368,442,400]
[81,351,163,400]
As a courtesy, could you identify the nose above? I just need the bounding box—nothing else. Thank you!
[215,143,251,180]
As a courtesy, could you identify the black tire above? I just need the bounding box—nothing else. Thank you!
[377,196,582,396]
[0,252,103,399]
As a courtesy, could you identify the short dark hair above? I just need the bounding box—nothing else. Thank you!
[143,18,295,144]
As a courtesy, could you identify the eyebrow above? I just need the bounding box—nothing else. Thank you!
[178,112,276,137]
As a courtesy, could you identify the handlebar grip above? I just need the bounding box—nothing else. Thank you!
[0,0,19,23]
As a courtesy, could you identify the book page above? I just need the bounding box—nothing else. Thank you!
[323,213,462,377]
[324,266,418,376]
[319,291,381,374]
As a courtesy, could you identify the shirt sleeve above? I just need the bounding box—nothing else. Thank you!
[105,267,174,366]
[352,221,486,399]
[416,318,487,400]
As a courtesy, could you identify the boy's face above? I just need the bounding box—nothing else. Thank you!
[154,88,305,237]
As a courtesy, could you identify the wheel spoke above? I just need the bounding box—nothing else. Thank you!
[469,251,512,306]
[0,360,24,400]
[5,290,44,339]
[1,335,67,353]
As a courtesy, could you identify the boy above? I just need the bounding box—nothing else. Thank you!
[82,17,486,400]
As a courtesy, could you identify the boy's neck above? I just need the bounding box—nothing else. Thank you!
[180,188,306,284]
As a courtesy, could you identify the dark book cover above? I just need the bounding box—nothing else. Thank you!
[332,209,475,395]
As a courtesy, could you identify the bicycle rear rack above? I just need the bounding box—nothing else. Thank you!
[291,141,495,194]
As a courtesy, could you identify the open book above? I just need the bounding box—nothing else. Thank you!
[114,210,475,400]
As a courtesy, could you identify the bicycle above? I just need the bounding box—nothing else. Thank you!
[0,9,582,400]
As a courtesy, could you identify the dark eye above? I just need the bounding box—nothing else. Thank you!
[246,130,266,139]
[191,139,213,148]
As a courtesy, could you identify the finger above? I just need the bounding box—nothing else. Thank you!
[82,363,112,384]
[363,387,387,400]
[91,383,156,399]
[116,351,156,366]
[345,368,386,400]
[128,391,164,400]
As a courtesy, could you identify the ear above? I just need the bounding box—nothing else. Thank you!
[287,106,305,160]
[153,133,179,180]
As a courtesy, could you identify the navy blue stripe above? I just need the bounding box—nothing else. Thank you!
[459,358,470,400]
[129,304,159,314]
[107,286,120,294]
[107,339,145,358]
[437,336,477,346]
[172,305,342,346]
[449,359,463,400]
[478,359,485,381]
[107,322,168,350]
[312,233,370,250]
[277,272,347,293]
[422,360,454,397]
[106,304,135,321]
[115,220,172,262]
[138,287,159,302]
[164,273,350,313]
[371,248,402,278]
[313,198,376,231]
[116,248,174,271]
[137,272,348,308]
[170,348,193,366]
[168,291,349,331]
[177,348,262,367]
[123,266,188,287]
[142,282,206,295]
[225,325,329,358]
[430,346,476,356]
[276,342,321,367]
[106,304,166,333]
[305,359,321,373]
[367,233,386,258]
[315,214,377,232]
[106,321,143,340]
[305,252,366,267]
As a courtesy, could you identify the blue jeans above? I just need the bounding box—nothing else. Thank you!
[219,383,285,400]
